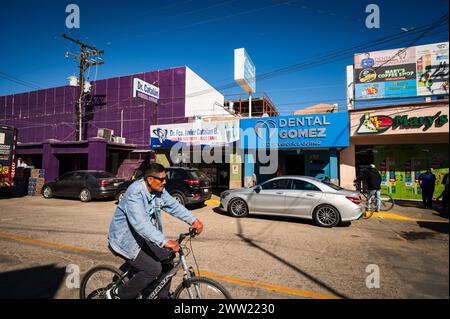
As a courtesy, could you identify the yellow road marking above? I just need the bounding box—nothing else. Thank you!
[199,271,339,299]
[205,199,220,205]
[0,232,99,254]
[367,212,449,223]
[0,232,337,299]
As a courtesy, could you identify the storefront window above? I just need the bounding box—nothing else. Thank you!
[356,144,449,200]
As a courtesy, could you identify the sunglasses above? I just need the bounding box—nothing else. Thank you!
[148,175,167,182]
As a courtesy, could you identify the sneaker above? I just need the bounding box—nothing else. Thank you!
[105,287,120,299]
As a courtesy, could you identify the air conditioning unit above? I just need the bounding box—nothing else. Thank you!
[112,136,126,144]
[97,128,114,141]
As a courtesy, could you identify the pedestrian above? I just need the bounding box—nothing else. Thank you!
[418,167,436,208]
[362,164,382,212]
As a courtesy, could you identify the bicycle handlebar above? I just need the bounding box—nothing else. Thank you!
[177,227,197,244]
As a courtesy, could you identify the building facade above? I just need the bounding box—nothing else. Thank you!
[0,66,227,182]
[340,100,449,200]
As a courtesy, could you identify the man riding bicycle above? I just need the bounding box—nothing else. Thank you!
[107,163,204,299]
[362,164,382,212]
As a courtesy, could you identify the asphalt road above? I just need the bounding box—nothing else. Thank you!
[0,196,448,299]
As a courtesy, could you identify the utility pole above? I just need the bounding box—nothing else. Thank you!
[63,34,104,141]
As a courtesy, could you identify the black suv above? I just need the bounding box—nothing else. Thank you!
[115,167,212,206]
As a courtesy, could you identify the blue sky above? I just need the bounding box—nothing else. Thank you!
[0,0,448,115]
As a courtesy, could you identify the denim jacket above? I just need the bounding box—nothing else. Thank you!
[108,179,196,260]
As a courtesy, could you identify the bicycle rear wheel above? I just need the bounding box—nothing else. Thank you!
[79,265,124,299]
[380,193,394,211]
[173,276,232,299]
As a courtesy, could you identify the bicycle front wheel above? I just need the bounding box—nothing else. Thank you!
[380,193,394,211]
[173,276,232,299]
[361,209,374,219]
[79,265,124,299]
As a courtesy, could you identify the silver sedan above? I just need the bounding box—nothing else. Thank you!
[219,176,364,227]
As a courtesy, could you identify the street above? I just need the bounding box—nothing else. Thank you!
[0,196,448,299]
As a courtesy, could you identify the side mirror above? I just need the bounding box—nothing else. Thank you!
[254,186,261,193]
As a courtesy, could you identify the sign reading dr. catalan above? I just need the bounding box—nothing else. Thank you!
[239,112,349,149]
[133,78,159,103]
[150,120,240,148]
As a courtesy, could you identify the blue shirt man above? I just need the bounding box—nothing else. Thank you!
[361,53,375,68]
[419,167,436,208]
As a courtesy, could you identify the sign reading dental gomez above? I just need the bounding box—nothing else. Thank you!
[151,120,240,148]
[239,112,349,149]
[133,78,159,103]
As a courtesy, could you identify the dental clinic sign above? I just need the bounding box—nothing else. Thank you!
[240,112,349,149]
[133,78,159,103]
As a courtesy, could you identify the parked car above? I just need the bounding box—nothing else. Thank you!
[115,167,212,206]
[42,170,125,202]
[219,176,364,227]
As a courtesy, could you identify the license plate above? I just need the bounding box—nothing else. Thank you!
[114,183,120,187]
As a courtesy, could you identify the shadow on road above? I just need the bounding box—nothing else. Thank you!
[212,208,352,228]
[0,264,66,298]
[234,219,350,299]
[416,221,449,235]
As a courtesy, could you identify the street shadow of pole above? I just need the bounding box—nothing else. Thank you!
[235,219,350,299]
[0,264,66,298]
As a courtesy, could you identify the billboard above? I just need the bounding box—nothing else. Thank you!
[133,77,159,103]
[234,48,256,94]
[354,42,449,100]
[150,120,240,148]
[239,112,349,149]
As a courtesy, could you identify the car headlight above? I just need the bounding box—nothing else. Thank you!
[221,191,231,199]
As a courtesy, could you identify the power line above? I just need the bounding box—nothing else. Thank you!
[126,0,300,39]
[0,72,43,90]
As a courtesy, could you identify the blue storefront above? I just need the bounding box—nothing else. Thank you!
[239,112,349,186]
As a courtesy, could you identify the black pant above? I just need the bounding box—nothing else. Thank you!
[115,242,174,299]
[421,187,434,207]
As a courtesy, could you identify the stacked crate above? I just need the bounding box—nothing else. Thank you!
[28,169,45,197]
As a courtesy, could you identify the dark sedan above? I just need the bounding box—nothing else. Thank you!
[42,170,125,202]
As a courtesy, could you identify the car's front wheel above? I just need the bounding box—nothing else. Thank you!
[80,188,92,202]
[171,192,186,206]
[313,204,340,227]
[228,198,249,218]
[115,190,125,202]
[42,186,53,199]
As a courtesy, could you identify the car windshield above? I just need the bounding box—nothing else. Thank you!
[91,172,115,179]
[321,180,343,190]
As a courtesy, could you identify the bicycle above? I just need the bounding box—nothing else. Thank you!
[79,228,232,299]
[353,179,395,219]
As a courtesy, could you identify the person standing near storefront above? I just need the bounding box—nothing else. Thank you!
[419,167,436,208]
[362,164,382,212]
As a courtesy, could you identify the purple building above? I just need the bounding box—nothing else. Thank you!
[0,66,227,182]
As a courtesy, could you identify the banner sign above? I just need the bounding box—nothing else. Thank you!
[151,120,240,148]
[354,42,449,100]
